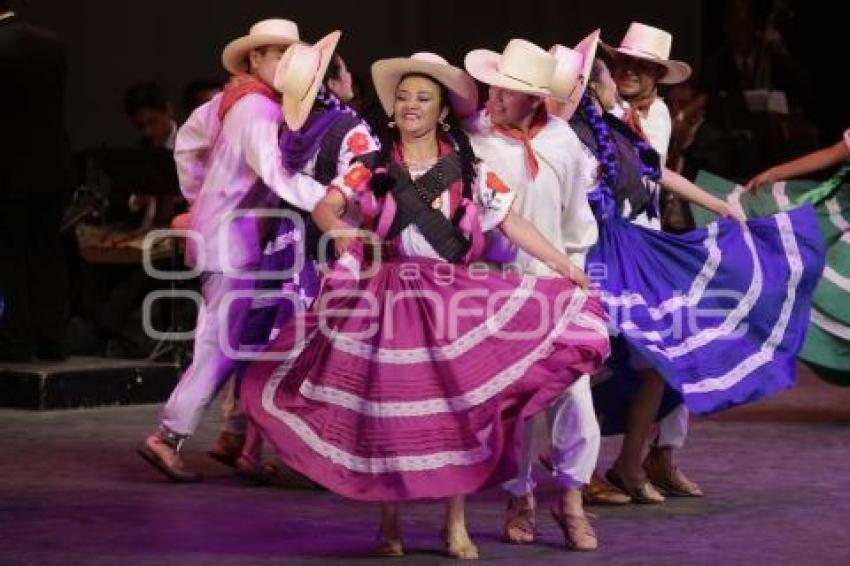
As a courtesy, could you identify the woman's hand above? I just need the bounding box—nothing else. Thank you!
[333,233,356,257]
[745,168,778,191]
[555,258,591,290]
[716,201,747,222]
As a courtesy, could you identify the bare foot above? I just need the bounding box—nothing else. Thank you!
[373,535,404,558]
[374,505,404,557]
[442,526,479,560]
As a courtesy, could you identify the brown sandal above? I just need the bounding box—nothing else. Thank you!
[605,467,665,504]
[503,495,536,544]
[550,507,598,551]
[137,433,202,483]
[644,449,704,497]
[235,455,277,485]
[583,471,632,505]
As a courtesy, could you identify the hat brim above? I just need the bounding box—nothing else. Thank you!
[464,49,551,98]
[371,57,479,119]
[280,30,342,131]
[554,29,602,120]
[600,43,692,84]
[222,33,301,75]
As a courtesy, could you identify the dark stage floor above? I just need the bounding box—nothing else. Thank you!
[1,366,848,565]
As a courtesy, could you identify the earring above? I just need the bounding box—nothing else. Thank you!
[387,120,396,129]
[440,121,450,132]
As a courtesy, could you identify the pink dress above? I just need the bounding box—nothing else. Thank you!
[239,146,610,501]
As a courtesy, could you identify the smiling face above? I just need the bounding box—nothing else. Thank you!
[486,86,542,130]
[392,74,448,139]
[611,53,666,101]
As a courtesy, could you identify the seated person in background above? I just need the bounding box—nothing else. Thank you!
[120,82,185,231]
[124,82,178,150]
[700,0,819,177]
[66,84,185,358]
[666,82,738,181]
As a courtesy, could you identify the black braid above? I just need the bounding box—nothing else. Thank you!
[446,115,477,199]
[368,122,399,197]
[445,117,479,225]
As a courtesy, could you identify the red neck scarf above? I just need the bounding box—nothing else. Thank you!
[492,105,548,179]
[218,74,279,121]
[621,93,656,142]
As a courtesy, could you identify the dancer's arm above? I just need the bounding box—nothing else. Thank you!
[746,137,850,190]
[174,98,219,204]
[500,211,590,289]
[660,168,745,221]
[311,187,358,257]
[236,95,327,212]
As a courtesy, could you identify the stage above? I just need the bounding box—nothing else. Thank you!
[0,366,847,564]
[0,356,180,410]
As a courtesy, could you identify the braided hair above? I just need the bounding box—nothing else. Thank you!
[579,91,619,193]
[576,65,662,222]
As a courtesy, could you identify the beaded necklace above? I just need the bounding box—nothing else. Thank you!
[398,140,444,209]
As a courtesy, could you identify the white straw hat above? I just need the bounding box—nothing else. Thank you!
[221,19,301,75]
[371,52,478,118]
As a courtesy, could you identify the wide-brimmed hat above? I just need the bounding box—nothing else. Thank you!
[601,22,691,85]
[221,19,301,75]
[371,52,478,119]
[464,39,555,97]
[549,29,601,120]
[548,45,583,102]
[274,30,341,130]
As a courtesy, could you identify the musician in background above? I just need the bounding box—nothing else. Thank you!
[700,0,818,177]
[67,84,185,358]
[124,82,178,150]
[0,0,74,362]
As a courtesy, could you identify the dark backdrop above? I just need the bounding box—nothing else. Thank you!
[13,0,702,149]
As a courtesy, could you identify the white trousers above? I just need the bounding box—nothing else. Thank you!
[161,273,253,436]
[657,403,689,449]
[502,374,599,495]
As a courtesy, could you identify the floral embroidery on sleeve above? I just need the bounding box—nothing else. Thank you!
[343,164,372,192]
[486,171,511,193]
[346,131,371,156]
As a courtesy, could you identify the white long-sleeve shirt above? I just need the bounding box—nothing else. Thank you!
[467,110,598,275]
[611,96,672,163]
[174,92,327,272]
